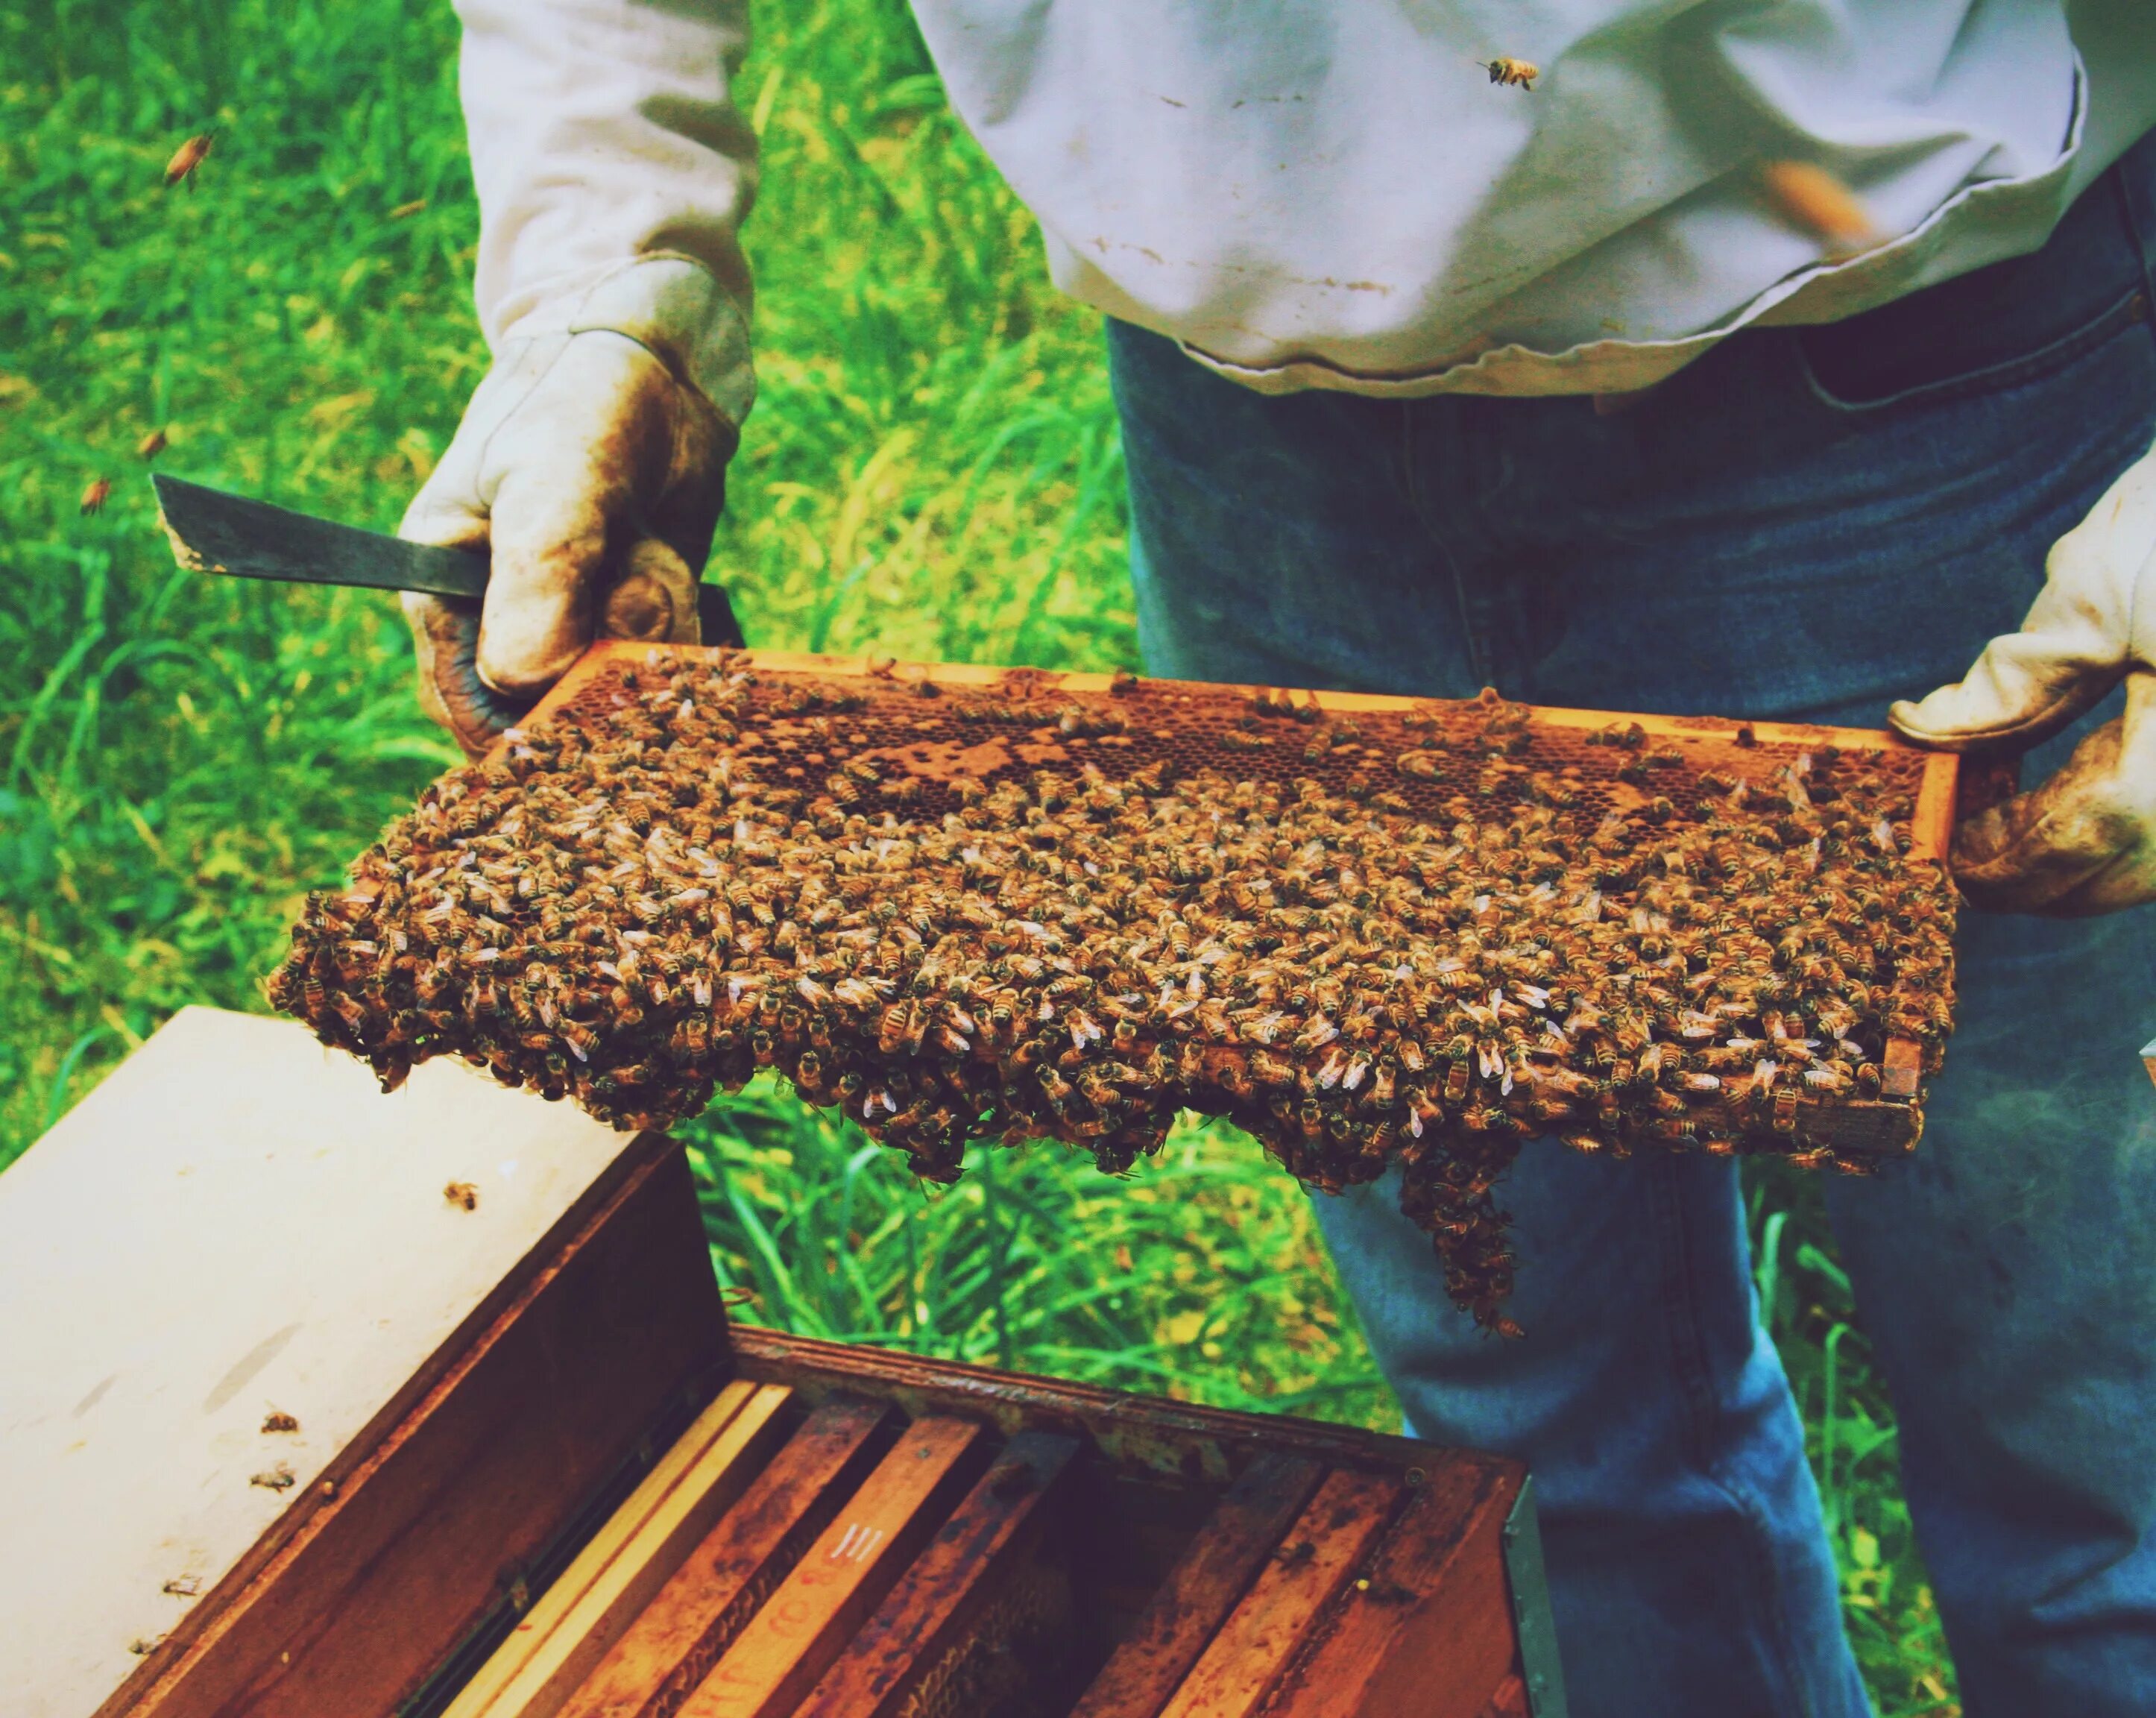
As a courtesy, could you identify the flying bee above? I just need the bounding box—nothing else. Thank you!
[164,131,214,188]
[1759,160,1878,251]
[80,476,113,515]
[137,427,169,461]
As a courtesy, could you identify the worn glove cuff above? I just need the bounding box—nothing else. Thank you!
[499,253,754,433]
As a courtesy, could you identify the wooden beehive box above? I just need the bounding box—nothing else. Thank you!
[1,1008,1563,1718]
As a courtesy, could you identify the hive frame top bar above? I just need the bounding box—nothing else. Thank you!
[505,641,1961,866]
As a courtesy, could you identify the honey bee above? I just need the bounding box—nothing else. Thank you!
[164,132,214,189]
[137,427,169,461]
[443,1180,479,1210]
[250,1464,297,1491]
[1759,160,1878,251]
[261,1409,300,1433]
[80,476,112,515]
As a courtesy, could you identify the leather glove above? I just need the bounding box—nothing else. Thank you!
[1890,436,2156,914]
[400,257,739,757]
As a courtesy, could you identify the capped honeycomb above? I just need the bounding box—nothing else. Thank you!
[271,645,1959,1328]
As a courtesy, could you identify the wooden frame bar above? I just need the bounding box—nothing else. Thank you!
[677,1417,992,1718]
[792,1429,1085,1718]
[1069,1454,1327,1718]
[505,642,1962,863]
[559,1397,896,1718]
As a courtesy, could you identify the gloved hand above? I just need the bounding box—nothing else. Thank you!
[1890,436,2156,914]
[400,257,740,757]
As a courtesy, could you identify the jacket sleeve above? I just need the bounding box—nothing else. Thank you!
[453,0,757,430]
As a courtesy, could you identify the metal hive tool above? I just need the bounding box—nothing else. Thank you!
[273,644,1965,1327]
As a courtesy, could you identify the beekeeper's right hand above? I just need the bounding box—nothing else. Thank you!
[400,259,739,756]
[402,0,757,757]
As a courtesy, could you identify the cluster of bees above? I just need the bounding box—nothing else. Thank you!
[272,654,1955,1329]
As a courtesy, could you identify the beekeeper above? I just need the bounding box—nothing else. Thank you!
[401,6,2156,1714]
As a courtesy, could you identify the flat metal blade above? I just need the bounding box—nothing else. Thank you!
[150,474,745,645]
[153,474,491,601]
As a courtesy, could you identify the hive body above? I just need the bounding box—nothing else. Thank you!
[273,646,1959,1323]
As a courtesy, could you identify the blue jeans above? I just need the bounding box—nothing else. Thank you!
[1109,129,2156,1718]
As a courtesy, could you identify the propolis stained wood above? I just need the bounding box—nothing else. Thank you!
[448,1382,795,1718]
[677,1417,990,1718]
[1068,1455,1326,1718]
[464,1352,1548,1718]
[1261,1464,1521,1718]
[791,1430,1084,1718]
[1156,1469,1403,1718]
[559,1397,895,1718]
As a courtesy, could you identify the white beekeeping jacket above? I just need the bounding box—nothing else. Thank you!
[455,0,2156,419]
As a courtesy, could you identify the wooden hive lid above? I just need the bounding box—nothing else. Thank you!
[0,1007,650,1718]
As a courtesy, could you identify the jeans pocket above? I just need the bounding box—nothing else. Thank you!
[1798,283,2151,415]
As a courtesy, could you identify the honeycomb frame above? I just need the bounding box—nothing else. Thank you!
[517,643,1959,1157]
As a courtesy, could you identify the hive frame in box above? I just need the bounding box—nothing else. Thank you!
[406,1328,1561,1718]
[498,642,1964,1160]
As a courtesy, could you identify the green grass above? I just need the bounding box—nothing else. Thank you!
[0,2,1956,1709]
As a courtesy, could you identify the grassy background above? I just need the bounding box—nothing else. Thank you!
[0,1,1953,1708]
